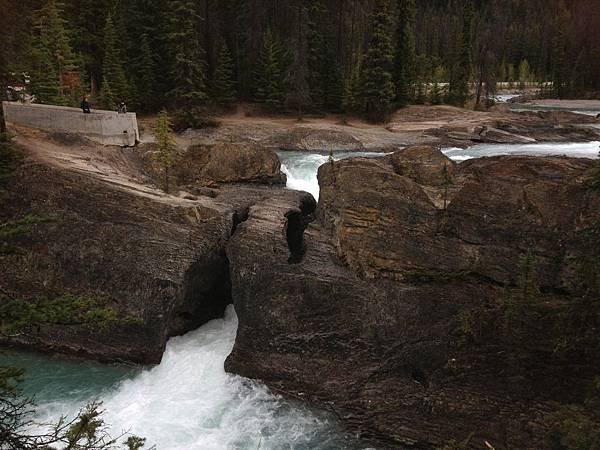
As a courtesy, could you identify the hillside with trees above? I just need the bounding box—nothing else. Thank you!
[1,0,598,123]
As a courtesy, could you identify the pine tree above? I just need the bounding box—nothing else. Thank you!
[323,62,344,112]
[153,110,177,193]
[552,1,571,98]
[212,43,237,105]
[29,0,77,105]
[429,64,446,104]
[342,53,362,114]
[394,0,416,106]
[63,0,112,95]
[255,28,286,109]
[134,34,158,111]
[429,81,443,105]
[102,13,129,105]
[306,0,327,109]
[286,2,311,117]
[447,0,474,107]
[168,0,208,127]
[518,59,531,88]
[99,77,116,110]
[359,0,396,122]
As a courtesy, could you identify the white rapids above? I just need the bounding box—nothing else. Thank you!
[16,306,360,450]
[277,151,385,200]
[277,143,599,199]
[442,141,600,162]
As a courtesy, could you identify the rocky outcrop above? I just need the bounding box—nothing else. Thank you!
[142,142,286,190]
[390,145,456,186]
[226,146,600,449]
[0,157,234,363]
[176,143,286,186]
[0,140,296,364]
[270,127,366,152]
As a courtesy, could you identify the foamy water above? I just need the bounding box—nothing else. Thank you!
[278,151,385,200]
[442,141,600,162]
[278,143,599,199]
[4,307,361,450]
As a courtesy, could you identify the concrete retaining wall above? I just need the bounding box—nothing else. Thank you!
[2,102,139,147]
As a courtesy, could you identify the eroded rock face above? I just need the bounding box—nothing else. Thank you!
[390,145,456,186]
[226,146,600,449]
[317,149,596,289]
[176,143,287,186]
[0,160,235,363]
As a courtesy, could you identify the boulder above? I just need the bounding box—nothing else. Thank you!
[176,143,286,186]
[272,127,365,152]
[390,145,456,186]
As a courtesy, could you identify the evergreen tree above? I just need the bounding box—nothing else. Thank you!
[102,13,129,105]
[29,0,77,105]
[306,4,342,113]
[359,0,396,122]
[99,76,116,110]
[552,1,571,98]
[342,53,362,114]
[153,110,177,193]
[447,0,474,107]
[167,0,208,127]
[134,34,158,112]
[429,81,444,105]
[286,2,311,117]
[394,0,416,106]
[323,62,344,112]
[429,64,446,104]
[255,28,286,109]
[63,0,112,94]
[212,43,237,105]
[112,0,167,106]
[518,59,531,88]
[306,0,327,109]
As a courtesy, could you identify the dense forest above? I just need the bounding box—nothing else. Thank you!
[1,0,599,123]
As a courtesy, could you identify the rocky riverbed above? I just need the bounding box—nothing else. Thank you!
[1,111,599,448]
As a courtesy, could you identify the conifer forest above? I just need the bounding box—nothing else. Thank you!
[1,0,599,123]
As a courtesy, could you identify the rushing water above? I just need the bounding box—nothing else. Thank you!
[278,142,599,199]
[508,104,600,116]
[442,141,600,162]
[1,307,364,450]
[494,93,521,103]
[277,151,385,200]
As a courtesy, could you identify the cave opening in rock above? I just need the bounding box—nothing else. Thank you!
[167,253,233,337]
[231,207,250,237]
[285,210,307,264]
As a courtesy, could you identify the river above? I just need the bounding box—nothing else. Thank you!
[1,307,364,450]
[278,141,599,199]
[2,141,598,449]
